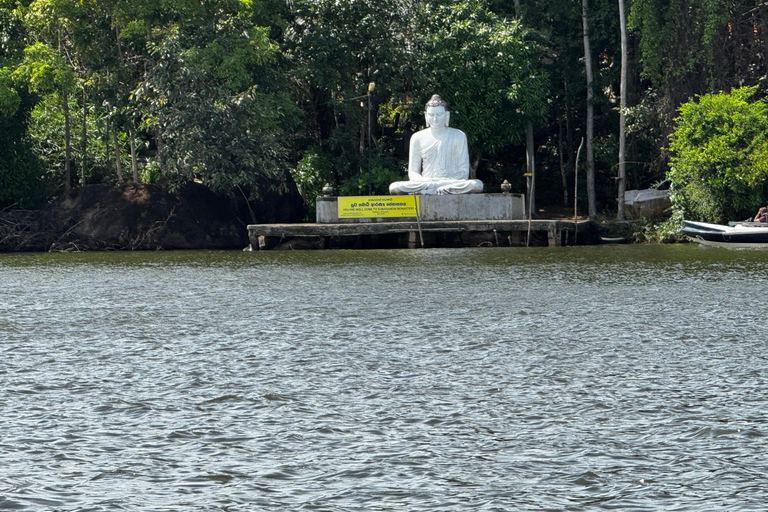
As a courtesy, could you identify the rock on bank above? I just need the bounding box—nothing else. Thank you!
[1,179,305,252]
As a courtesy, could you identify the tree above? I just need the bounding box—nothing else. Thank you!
[286,0,549,200]
[628,0,728,104]
[135,19,301,193]
[617,0,627,220]
[581,0,596,218]
[17,0,79,192]
[413,1,549,174]
[626,0,731,167]
[0,70,44,208]
[507,0,538,216]
[12,41,76,191]
[668,86,768,223]
[0,0,45,207]
[285,0,414,191]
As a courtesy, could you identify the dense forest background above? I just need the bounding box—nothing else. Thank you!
[2,0,768,223]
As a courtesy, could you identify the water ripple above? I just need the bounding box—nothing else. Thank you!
[2,246,768,510]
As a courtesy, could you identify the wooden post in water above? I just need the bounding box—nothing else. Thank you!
[413,193,424,249]
[574,138,584,245]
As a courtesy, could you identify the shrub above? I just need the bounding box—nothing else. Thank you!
[290,149,334,221]
[668,86,768,223]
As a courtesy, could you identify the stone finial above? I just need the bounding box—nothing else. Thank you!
[322,183,335,196]
[501,180,511,195]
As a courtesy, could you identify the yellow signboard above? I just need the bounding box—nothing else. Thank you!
[338,195,419,218]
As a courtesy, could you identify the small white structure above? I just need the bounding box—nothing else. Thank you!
[624,189,671,219]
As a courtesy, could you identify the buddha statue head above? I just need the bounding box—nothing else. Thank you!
[424,94,450,131]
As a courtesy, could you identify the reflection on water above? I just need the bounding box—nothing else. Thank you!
[1,245,767,511]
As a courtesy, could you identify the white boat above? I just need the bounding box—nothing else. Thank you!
[682,220,768,248]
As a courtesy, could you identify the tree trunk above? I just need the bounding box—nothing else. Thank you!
[565,77,574,205]
[763,9,768,77]
[156,128,164,170]
[129,121,139,182]
[63,90,71,192]
[558,119,568,207]
[113,127,124,184]
[116,27,124,65]
[582,0,596,219]
[359,116,365,158]
[514,0,534,210]
[617,0,627,220]
[81,87,87,185]
[526,123,535,216]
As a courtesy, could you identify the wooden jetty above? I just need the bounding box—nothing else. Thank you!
[247,194,601,250]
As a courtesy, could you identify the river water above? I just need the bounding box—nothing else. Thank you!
[1,244,767,511]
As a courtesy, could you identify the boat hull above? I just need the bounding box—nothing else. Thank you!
[682,220,768,247]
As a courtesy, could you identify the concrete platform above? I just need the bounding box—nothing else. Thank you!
[247,219,601,250]
[247,193,599,250]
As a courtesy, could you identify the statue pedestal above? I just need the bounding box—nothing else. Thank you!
[316,193,525,224]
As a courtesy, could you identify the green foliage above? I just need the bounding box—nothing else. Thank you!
[28,92,67,180]
[286,0,409,95]
[413,1,549,156]
[291,148,402,219]
[1,0,300,199]
[2,0,767,225]
[623,89,668,182]
[668,86,768,223]
[0,2,45,207]
[0,68,20,116]
[26,90,109,186]
[0,0,28,63]
[12,42,75,94]
[285,0,550,204]
[639,209,686,243]
[290,149,333,221]
[139,160,163,184]
[0,87,44,208]
[137,31,301,193]
[285,0,414,188]
[339,163,403,197]
[628,0,729,106]
[189,21,277,91]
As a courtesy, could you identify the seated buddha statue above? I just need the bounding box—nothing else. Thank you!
[389,95,483,195]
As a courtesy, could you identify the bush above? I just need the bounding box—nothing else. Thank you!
[339,164,403,197]
[668,86,768,223]
[290,149,334,222]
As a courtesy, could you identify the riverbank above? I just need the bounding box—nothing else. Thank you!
[1,184,653,252]
[0,179,304,252]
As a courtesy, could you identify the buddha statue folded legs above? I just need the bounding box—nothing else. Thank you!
[389,178,483,195]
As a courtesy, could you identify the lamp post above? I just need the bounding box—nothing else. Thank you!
[367,82,375,193]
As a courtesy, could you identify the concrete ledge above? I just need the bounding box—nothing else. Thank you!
[316,193,525,223]
[247,219,601,249]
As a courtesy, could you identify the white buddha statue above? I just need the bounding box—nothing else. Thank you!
[389,95,483,195]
